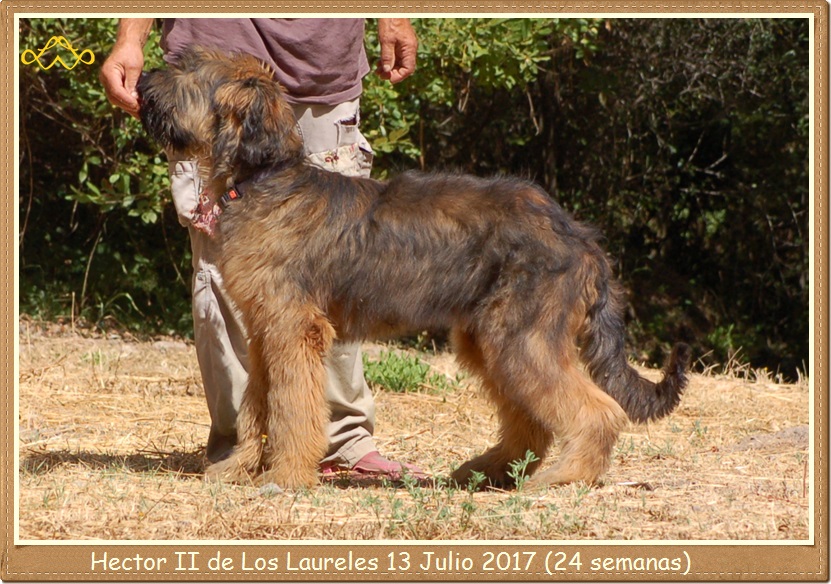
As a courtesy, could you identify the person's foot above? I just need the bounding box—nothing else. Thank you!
[205,430,237,463]
[321,450,427,480]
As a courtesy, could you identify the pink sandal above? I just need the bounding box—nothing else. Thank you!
[321,451,427,480]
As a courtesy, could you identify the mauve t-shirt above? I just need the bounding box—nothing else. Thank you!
[160,18,370,105]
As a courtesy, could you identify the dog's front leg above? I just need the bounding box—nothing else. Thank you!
[256,305,335,489]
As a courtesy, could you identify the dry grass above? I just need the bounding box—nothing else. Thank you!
[18,319,810,541]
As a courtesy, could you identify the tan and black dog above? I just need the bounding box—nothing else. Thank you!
[138,48,690,490]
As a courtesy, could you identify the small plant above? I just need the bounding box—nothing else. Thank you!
[691,419,709,443]
[362,350,461,393]
[643,440,676,460]
[465,470,487,493]
[363,350,428,392]
[507,450,541,492]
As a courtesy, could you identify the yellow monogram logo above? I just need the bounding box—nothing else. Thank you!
[21,36,95,70]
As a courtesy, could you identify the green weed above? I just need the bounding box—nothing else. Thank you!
[363,350,462,393]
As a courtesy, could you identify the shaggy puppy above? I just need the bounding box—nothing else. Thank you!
[138,48,690,489]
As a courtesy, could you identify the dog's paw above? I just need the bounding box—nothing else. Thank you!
[451,460,513,491]
[524,465,602,489]
[204,455,255,484]
[257,466,319,490]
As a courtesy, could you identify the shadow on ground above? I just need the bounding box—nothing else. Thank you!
[20,448,442,489]
[20,447,206,477]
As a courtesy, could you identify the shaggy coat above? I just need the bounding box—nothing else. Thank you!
[138,48,690,489]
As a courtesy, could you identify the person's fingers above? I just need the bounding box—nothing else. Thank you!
[377,19,418,84]
[99,45,144,118]
[123,64,142,101]
[100,64,140,116]
[387,44,417,84]
[378,35,397,77]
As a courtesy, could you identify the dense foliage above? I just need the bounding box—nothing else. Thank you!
[18,19,191,333]
[18,17,810,378]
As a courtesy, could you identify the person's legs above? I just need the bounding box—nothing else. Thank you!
[170,160,247,463]
[190,230,250,462]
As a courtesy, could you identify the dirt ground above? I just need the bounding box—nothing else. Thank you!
[17,319,811,541]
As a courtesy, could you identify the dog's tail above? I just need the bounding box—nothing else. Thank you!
[578,262,691,423]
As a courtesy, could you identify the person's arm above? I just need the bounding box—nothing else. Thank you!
[99,18,155,118]
[376,18,418,84]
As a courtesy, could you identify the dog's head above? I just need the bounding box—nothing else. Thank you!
[138,48,303,180]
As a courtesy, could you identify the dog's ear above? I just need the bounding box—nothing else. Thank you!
[212,74,303,177]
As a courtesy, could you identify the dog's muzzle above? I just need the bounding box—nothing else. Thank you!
[135,70,152,105]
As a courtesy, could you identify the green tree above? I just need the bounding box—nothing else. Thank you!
[19,18,190,334]
[362,18,603,173]
[530,19,809,376]
[18,17,810,378]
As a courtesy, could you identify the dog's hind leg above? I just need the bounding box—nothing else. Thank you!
[500,331,627,488]
[524,367,628,488]
[451,396,552,489]
[452,324,627,489]
[256,304,335,489]
[450,329,553,489]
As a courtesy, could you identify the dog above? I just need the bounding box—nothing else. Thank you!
[137,48,690,490]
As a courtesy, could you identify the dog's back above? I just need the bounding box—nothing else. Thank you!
[221,163,689,428]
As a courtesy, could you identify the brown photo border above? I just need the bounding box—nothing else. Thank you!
[2,1,828,581]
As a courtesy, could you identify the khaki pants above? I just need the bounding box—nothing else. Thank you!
[169,98,377,466]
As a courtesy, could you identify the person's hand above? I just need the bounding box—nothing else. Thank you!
[99,40,146,118]
[376,18,418,84]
